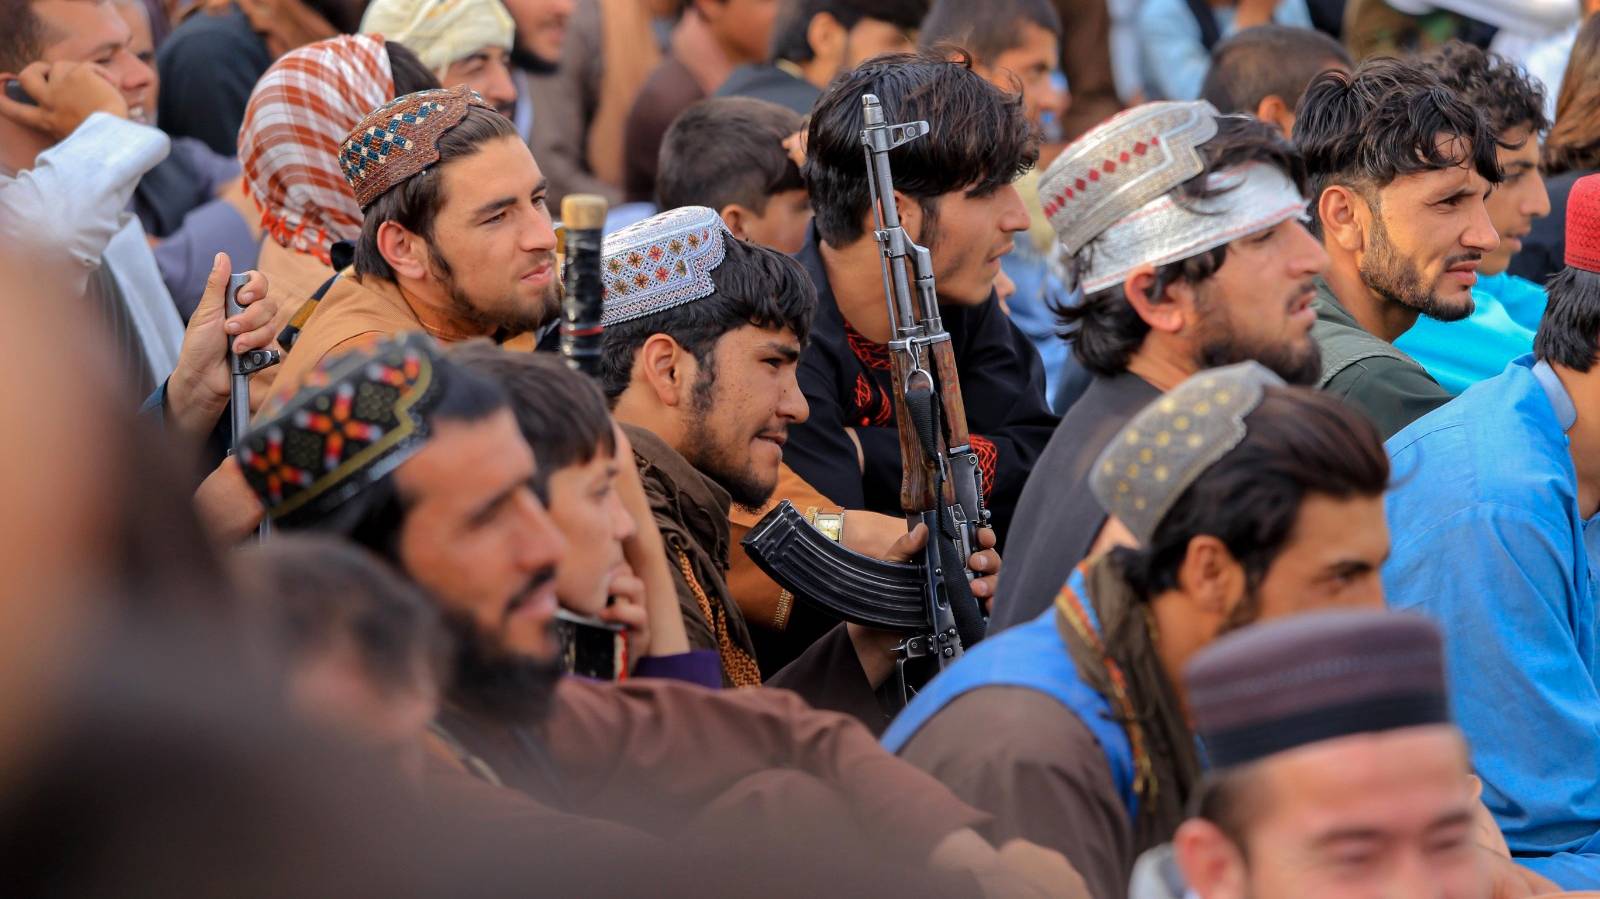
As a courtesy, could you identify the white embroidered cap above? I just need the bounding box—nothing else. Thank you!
[601,206,733,326]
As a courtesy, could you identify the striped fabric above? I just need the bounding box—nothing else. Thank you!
[239,35,394,267]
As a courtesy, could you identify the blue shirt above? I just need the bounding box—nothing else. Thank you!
[1384,356,1600,887]
[1134,0,1313,100]
[1395,272,1542,395]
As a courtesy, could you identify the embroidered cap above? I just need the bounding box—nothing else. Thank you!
[1566,172,1600,274]
[1186,610,1450,769]
[339,86,494,208]
[239,333,446,527]
[1089,361,1284,545]
[600,206,733,326]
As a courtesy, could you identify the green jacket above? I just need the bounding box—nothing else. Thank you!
[1310,279,1451,440]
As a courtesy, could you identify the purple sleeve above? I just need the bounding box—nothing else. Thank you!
[151,198,258,320]
[630,650,723,689]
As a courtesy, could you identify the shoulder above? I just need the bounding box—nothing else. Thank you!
[900,685,1114,783]
[159,11,266,63]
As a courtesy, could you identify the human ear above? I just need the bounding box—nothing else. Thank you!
[376,221,429,281]
[1253,95,1294,138]
[806,12,845,70]
[1174,819,1250,899]
[1317,185,1368,254]
[719,204,751,241]
[893,189,922,242]
[1175,534,1245,623]
[1122,263,1187,334]
[636,333,693,408]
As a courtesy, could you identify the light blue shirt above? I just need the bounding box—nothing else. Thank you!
[1395,272,1543,395]
[1134,0,1313,101]
[1384,356,1600,888]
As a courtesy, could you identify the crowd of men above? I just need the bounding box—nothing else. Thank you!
[4,0,1600,895]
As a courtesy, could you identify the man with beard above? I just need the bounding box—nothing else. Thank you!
[267,87,561,399]
[1293,57,1501,438]
[599,206,1002,725]
[989,101,1328,634]
[786,52,1058,548]
[884,362,1393,899]
[238,332,1089,898]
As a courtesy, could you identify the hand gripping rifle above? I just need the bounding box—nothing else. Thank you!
[225,273,280,541]
[742,93,988,694]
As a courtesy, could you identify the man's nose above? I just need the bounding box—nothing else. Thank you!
[778,372,810,425]
[487,62,517,108]
[997,183,1030,234]
[1462,197,1500,254]
[1292,222,1330,277]
[521,202,558,253]
[513,487,568,571]
[608,493,637,543]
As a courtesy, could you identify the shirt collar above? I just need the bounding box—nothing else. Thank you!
[1532,359,1577,430]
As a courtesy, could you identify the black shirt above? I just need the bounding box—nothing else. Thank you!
[987,371,1160,633]
[156,7,272,156]
[714,64,821,117]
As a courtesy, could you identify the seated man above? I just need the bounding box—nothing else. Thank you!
[656,96,811,254]
[992,101,1328,633]
[597,206,1000,722]
[1293,57,1499,438]
[789,52,1058,546]
[237,332,1083,897]
[267,86,561,398]
[884,362,1392,899]
[360,0,519,116]
[1396,42,1553,394]
[1382,172,1600,888]
[1173,610,1556,899]
[1197,24,1351,136]
[716,0,922,115]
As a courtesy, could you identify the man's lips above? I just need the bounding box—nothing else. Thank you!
[505,570,558,622]
[755,431,787,448]
[987,242,1015,263]
[521,261,553,284]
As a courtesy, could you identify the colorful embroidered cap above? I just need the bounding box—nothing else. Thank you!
[239,333,446,526]
[600,206,732,326]
[1089,361,1284,545]
[339,86,494,208]
[1186,610,1450,769]
[1566,172,1600,274]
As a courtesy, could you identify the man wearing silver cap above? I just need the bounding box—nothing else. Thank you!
[991,100,1328,634]
[883,362,1391,899]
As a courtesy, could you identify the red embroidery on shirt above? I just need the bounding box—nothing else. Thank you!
[971,434,997,498]
[845,322,892,370]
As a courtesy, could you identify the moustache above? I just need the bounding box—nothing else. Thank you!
[503,565,558,621]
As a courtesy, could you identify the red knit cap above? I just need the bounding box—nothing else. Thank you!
[1566,173,1600,274]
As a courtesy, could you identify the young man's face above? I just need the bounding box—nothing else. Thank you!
[980,21,1067,128]
[1482,125,1551,276]
[734,187,812,255]
[919,183,1032,306]
[1356,144,1499,322]
[1203,727,1488,899]
[502,0,574,66]
[32,0,155,124]
[1250,492,1389,620]
[1186,216,1329,385]
[701,0,780,66]
[679,324,808,509]
[443,47,518,119]
[394,410,568,661]
[546,446,635,617]
[425,135,561,333]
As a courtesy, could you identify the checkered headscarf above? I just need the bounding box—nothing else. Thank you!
[239,35,395,267]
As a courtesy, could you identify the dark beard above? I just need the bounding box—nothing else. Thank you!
[430,244,560,334]
[1359,215,1475,323]
[441,610,562,727]
[511,42,558,75]
[680,361,775,511]
[1193,293,1324,387]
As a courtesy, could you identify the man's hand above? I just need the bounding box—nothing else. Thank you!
[597,563,652,665]
[193,456,264,545]
[165,253,276,439]
[0,61,127,140]
[1482,849,1559,898]
[930,829,1090,899]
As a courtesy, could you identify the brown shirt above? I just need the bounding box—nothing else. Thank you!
[620,56,705,203]
[897,685,1136,899]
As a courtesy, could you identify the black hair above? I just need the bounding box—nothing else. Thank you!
[353,105,522,281]
[448,341,618,494]
[804,50,1038,247]
[1109,386,1388,607]
[1534,266,1600,371]
[294,354,511,562]
[1056,114,1308,376]
[1294,57,1502,236]
[0,0,43,73]
[1419,41,1548,139]
[232,535,451,697]
[918,0,1062,62]
[598,235,818,398]
[303,0,366,35]
[657,97,805,214]
[385,41,443,96]
[1199,24,1352,118]
[1190,763,1267,859]
[769,0,926,64]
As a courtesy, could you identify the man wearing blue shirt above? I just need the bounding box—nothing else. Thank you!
[1383,172,1600,888]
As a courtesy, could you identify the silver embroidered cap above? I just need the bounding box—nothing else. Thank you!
[1090,361,1284,544]
[1039,100,1219,260]
[601,206,732,326]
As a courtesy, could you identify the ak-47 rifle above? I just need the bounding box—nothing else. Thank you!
[225,272,280,541]
[742,93,988,696]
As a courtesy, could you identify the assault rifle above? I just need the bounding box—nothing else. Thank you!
[742,93,988,697]
[225,272,280,541]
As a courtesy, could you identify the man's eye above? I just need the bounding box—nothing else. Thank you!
[484,212,507,225]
